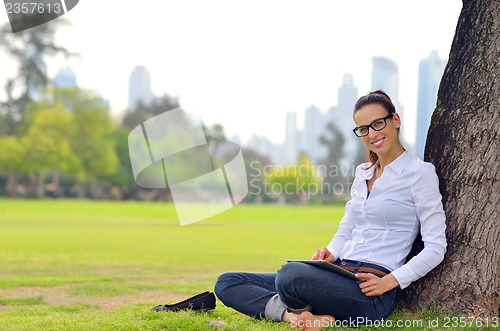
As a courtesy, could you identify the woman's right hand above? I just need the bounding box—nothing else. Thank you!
[311,248,335,262]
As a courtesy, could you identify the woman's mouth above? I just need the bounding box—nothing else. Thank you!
[371,137,385,148]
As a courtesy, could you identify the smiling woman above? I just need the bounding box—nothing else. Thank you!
[214,90,447,330]
[352,91,403,171]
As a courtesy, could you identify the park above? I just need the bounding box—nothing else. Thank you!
[0,0,498,330]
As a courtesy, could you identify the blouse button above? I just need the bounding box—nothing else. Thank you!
[341,261,346,265]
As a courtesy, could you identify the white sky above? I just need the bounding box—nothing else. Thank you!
[0,0,462,145]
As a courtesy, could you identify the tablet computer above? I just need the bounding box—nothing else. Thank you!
[287,260,357,280]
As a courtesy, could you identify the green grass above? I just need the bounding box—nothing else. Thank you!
[0,200,495,330]
[0,296,46,306]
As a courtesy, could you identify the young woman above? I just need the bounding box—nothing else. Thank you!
[214,90,447,330]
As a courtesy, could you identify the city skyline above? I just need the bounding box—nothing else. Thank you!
[46,52,446,165]
[44,52,447,166]
[247,50,446,165]
[0,0,462,146]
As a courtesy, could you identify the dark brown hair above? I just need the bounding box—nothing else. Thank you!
[353,90,399,168]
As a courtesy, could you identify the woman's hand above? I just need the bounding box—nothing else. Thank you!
[311,248,335,262]
[356,273,400,296]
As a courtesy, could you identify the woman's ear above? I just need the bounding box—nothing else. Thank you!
[393,113,401,128]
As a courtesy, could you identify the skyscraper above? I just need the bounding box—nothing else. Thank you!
[416,51,447,158]
[338,74,361,166]
[326,74,360,168]
[337,74,358,130]
[371,57,400,103]
[128,66,154,110]
[285,112,298,163]
[53,67,77,88]
[248,134,273,159]
[304,104,323,161]
[371,57,408,149]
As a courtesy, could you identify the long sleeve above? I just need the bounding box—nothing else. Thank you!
[326,168,362,259]
[326,199,355,259]
[391,163,447,289]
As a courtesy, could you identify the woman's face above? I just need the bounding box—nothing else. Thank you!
[353,103,401,158]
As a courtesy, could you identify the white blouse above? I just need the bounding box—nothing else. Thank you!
[326,151,447,289]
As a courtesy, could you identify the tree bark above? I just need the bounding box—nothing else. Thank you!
[52,171,61,198]
[397,0,499,317]
[7,171,18,198]
[89,179,103,199]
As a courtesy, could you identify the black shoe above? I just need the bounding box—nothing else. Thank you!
[151,291,216,312]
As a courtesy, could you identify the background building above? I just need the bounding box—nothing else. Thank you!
[285,112,298,163]
[326,74,361,168]
[53,67,77,88]
[371,57,400,104]
[371,57,410,151]
[128,66,154,110]
[416,50,447,158]
[304,104,323,162]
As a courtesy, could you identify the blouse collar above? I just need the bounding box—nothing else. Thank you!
[359,151,412,179]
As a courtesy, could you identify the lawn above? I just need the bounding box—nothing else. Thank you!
[0,200,492,330]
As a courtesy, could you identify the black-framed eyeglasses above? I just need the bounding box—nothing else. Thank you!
[352,113,395,137]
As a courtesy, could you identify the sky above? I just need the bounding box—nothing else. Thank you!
[0,0,463,146]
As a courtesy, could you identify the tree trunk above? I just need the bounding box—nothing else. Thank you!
[76,184,86,199]
[31,173,44,198]
[52,171,61,198]
[397,0,499,317]
[7,171,18,198]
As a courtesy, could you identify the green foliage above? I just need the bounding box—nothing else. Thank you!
[266,152,320,202]
[103,127,136,192]
[53,87,118,181]
[0,136,24,174]
[20,105,81,176]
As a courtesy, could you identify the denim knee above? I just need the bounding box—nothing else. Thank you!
[214,272,235,301]
[275,262,307,292]
[275,262,312,311]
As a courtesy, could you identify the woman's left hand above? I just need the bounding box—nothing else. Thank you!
[355,273,400,296]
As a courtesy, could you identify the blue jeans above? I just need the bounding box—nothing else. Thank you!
[214,259,396,324]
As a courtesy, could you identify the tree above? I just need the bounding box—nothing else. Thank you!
[102,127,138,199]
[204,123,227,165]
[52,87,118,198]
[319,121,348,200]
[319,121,345,166]
[121,94,180,130]
[241,147,272,203]
[266,152,319,203]
[397,0,499,317]
[0,136,25,197]
[0,14,72,134]
[20,105,81,197]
